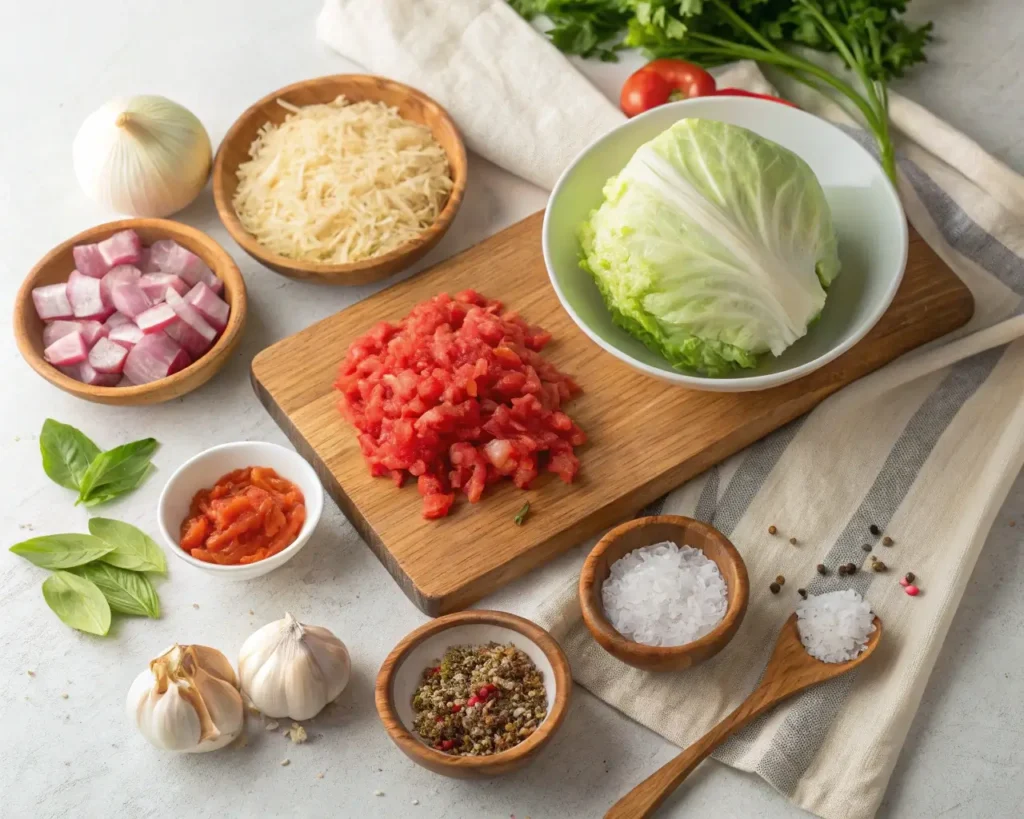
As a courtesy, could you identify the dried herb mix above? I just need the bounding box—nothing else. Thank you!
[411,643,547,756]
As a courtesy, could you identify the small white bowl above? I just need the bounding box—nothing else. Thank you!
[543,95,909,392]
[157,441,324,580]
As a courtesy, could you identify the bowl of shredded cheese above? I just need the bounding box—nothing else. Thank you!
[212,75,467,284]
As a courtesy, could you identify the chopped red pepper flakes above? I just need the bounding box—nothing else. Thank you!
[179,466,305,565]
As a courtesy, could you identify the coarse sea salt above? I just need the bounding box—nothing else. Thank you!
[601,541,728,647]
[796,589,875,663]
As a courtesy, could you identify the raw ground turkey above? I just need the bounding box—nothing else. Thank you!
[335,290,586,517]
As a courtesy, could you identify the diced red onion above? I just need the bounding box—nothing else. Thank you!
[100,264,141,304]
[138,247,160,274]
[78,320,108,347]
[123,333,191,384]
[184,282,230,331]
[72,244,110,278]
[165,321,212,357]
[149,239,222,294]
[138,272,188,303]
[97,229,143,267]
[166,288,216,343]
[108,322,144,350]
[59,361,121,387]
[111,282,153,319]
[117,374,136,387]
[32,283,73,321]
[44,331,89,366]
[67,270,114,321]
[43,320,84,348]
[87,337,129,374]
[104,312,134,329]
[136,303,178,334]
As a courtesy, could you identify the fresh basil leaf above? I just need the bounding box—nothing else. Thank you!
[10,534,114,569]
[71,562,160,618]
[39,419,101,491]
[41,571,111,636]
[89,518,167,574]
[77,438,158,505]
[79,468,152,507]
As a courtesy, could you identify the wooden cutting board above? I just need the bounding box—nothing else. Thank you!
[252,212,973,615]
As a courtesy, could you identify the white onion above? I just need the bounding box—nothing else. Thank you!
[73,95,211,217]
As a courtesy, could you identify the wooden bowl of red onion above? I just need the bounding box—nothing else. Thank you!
[14,218,247,405]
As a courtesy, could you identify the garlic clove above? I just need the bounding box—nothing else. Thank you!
[303,625,351,704]
[129,674,203,752]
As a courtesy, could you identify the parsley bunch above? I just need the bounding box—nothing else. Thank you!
[509,0,933,181]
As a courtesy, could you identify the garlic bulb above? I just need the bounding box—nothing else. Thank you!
[238,613,350,721]
[73,95,211,217]
[126,644,244,753]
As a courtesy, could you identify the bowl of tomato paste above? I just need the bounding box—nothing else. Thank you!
[158,441,324,579]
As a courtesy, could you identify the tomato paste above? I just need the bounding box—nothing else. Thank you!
[180,466,306,565]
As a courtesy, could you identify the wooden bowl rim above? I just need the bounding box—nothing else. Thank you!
[211,74,468,283]
[374,609,572,773]
[579,515,750,661]
[13,217,247,402]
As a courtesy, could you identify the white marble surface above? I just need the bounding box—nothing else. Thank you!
[1,1,1022,817]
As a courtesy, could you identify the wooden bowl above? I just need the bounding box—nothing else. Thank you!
[579,516,749,672]
[212,75,468,285]
[14,218,247,406]
[375,610,572,778]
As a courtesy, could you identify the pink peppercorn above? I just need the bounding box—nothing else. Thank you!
[451,704,462,713]
[899,577,909,587]
[905,585,920,596]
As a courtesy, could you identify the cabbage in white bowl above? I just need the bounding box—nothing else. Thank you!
[579,118,840,377]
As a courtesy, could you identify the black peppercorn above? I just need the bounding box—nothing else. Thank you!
[861,543,872,552]
[904,571,915,584]
[816,563,828,575]
[845,562,857,575]
[789,536,798,545]
[882,536,894,546]
[769,582,781,594]
[869,524,881,536]
[797,588,808,599]
[838,565,848,576]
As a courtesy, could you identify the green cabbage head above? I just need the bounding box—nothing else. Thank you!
[579,118,840,376]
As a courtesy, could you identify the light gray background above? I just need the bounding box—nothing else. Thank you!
[1,1,1020,817]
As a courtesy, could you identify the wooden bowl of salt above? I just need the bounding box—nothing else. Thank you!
[579,516,749,672]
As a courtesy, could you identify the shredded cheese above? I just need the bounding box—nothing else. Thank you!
[233,96,453,264]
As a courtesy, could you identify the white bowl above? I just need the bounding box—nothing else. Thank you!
[543,96,909,392]
[157,441,324,580]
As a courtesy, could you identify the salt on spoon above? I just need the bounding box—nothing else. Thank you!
[606,605,882,818]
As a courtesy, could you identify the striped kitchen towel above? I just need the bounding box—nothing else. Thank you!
[318,2,1024,816]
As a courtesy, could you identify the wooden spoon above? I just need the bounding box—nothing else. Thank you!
[606,612,882,819]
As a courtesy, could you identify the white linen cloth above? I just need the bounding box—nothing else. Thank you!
[318,2,1024,816]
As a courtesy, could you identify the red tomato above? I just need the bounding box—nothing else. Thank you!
[714,87,800,108]
[620,59,717,117]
